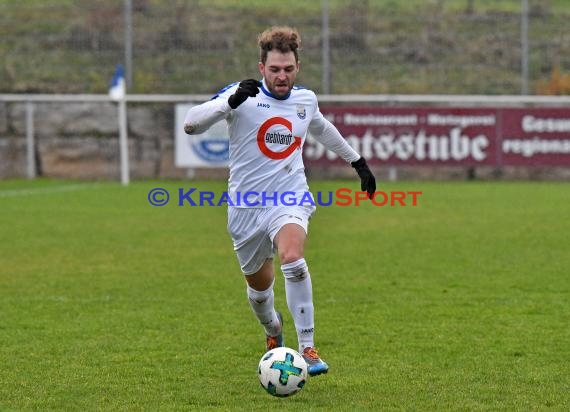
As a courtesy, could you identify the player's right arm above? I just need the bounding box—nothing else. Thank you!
[183,96,232,135]
[183,79,261,135]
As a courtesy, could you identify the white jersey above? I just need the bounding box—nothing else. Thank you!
[184,78,360,208]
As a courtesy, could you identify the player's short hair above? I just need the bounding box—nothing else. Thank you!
[258,26,301,64]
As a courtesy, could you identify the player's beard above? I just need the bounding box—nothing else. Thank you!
[269,79,293,98]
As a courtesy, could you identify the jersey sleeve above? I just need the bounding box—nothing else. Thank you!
[183,83,237,134]
[308,107,360,163]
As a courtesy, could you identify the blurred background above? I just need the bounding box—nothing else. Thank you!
[2,0,570,94]
[0,0,569,181]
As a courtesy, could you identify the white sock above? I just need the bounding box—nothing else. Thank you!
[281,258,314,351]
[247,281,281,337]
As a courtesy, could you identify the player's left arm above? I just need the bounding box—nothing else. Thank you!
[308,113,376,199]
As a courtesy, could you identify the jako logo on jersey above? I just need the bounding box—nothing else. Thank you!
[257,117,301,160]
[296,105,306,119]
[257,102,270,108]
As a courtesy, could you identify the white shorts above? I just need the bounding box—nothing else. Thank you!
[227,205,316,275]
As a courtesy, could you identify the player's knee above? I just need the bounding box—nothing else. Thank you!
[279,249,304,265]
[281,258,309,282]
[247,281,274,304]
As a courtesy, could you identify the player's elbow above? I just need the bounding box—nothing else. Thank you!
[307,126,321,138]
[184,123,196,135]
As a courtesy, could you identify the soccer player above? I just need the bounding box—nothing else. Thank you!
[184,26,375,376]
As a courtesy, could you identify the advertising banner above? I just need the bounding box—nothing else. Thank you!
[175,104,570,168]
[500,108,570,166]
[305,107,570,166]
[304,107,497,166]
[175,104,229,168]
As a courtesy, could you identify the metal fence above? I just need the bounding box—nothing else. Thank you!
[2,92,570,183]
[1,0,569,96]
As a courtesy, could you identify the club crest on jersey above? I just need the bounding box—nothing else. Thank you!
[296,105,306,120]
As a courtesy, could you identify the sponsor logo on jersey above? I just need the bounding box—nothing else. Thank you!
[257,102,270,109]
[265,131,293,145]
[257,117,302,160]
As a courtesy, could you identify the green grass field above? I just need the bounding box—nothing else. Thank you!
[1,179,569,411]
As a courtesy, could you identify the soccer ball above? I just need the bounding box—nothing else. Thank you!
[258,347,308,397]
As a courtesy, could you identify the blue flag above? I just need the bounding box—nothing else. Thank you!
[109,64,126,100]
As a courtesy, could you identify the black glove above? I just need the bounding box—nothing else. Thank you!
[227,79,261,109]
[351,157,376,199]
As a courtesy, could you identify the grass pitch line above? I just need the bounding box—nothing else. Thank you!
[0,182,104,198]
